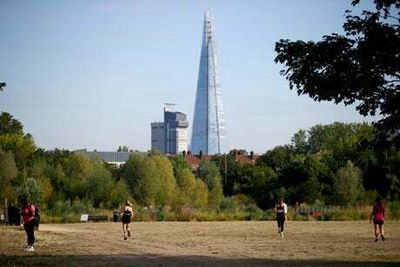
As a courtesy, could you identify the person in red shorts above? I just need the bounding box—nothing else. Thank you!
[370,197,385,242]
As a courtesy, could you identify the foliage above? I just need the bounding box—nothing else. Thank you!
[275,0,400,132]
[0,112,24,135]
[0,148,18,188]
[332,161,364,206]
[0,134,36,168]
[16,177,44,207]
[151,155,177,205]
[197,161,224,208]
[1,108,399,221]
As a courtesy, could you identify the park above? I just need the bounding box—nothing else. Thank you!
[1,220,399,266]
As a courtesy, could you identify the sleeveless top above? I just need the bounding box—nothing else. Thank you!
[372,203,385,221]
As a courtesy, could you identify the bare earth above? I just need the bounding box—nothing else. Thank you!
[1,221,399,266]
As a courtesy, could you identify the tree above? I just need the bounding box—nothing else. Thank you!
[275,0,400,132]
[0,148,18,200]
[0,134,36,168]
[332,160,364,205]
[197,161,224,208]
[117,146,129,152]
[0,112,24,135]
[151,155,177,205]
[120,153,160,206]
[16,177,44,207]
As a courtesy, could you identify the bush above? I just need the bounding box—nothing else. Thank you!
[388,201,400,220]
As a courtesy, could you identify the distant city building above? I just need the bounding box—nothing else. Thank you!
[191,10,228,155]
[151,122,165,153]
[151,104,189,155]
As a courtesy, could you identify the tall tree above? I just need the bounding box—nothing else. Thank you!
[198,161,224,208]
[0,112,24,135]
[275,0,400,132]
[332,160,364,205]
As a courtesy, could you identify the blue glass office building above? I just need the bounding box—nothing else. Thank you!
[191,10,228,155]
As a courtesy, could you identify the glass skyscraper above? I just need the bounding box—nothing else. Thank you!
[191,10,228,155]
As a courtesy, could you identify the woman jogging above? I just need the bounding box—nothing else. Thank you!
[276,197,288,237]
[370,197,385,242]
[20,196,36,252]
[120,200,133,240]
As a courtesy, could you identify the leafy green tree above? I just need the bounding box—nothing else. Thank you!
[62,153,91,200]
[151,155,177,205]
[175,168,197,203]
[193,179,209,208]
[170,155,190,177]
[258,145,295,175]
[291,129,309,154]
[197,161,224,207]
[0,148,17,185]
[0,134,36,169]
[247,165,278,209]
[110,179,131,207]
[211,153,236,195]
[275,0,400,132]
[16,177,44,206]
[332,161,364,205]
[29,159,53,204]
[120,153,160,206]
[0,148,18,200]
[86,157,114,208]
[0,112,23,135]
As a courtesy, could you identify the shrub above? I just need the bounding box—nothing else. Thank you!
[388,201,400,220]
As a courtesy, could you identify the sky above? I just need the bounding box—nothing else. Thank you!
[0,0,377,154]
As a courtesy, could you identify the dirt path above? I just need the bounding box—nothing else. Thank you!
[1,221,400,266]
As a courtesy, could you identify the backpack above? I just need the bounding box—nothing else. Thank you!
[34,205,40,228]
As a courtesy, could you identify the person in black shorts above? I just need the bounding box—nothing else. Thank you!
[370,197,385,242]
[120,200,133,240]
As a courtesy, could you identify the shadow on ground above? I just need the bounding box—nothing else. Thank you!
[1,254,398,267]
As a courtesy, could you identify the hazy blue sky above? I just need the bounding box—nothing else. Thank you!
[0,0,376,153]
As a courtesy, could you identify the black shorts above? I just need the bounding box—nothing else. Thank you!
[122,216,131,224]
[373,219,384,226]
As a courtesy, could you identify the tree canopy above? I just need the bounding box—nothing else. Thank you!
[275,0,400,132]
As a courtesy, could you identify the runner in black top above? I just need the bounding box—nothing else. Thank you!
[276,197,288,237]
[120,200,133,240]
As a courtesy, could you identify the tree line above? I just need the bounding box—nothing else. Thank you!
[1,111,399,218]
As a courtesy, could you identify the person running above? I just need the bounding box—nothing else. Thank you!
[20,196,36,252]
[120,200,133,240]
[276,197,288,237]
[370,197,385,242]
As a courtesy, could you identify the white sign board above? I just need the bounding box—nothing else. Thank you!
[80,214,89,222]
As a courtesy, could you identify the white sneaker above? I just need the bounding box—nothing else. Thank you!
[280,232,284,237]
[25,246,34,252]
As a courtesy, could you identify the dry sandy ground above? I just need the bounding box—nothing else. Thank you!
[1,221,399,266]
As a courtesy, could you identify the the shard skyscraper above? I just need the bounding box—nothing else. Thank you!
[191,10,228,155]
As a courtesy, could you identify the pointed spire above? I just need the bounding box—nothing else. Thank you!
[191,10,228,155]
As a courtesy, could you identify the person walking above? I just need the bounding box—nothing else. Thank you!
[276,197,288,237]
[20,196,36,252]
[121,200,133,240]
[370,197,385,242]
